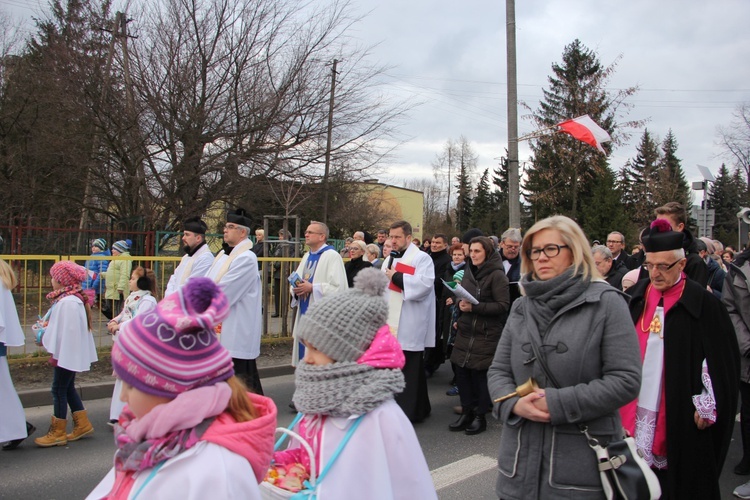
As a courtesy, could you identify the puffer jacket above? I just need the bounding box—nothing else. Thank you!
[450,251,509,370]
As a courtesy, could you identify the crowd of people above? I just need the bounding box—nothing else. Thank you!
[2,200,750,498]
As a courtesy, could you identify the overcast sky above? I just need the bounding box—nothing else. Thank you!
[347,0,750,193]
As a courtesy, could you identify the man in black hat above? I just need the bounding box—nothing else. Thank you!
[624,219,739,500]
[205,208,264,395]
[164,216,214,295]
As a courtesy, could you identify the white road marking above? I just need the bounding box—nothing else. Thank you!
[431,454,497,491]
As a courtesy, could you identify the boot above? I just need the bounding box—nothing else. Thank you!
[465,414,487,435]
[34,417,68,447]
[449,409,474,432]
[2,422,36,451]
[66,410,94,441]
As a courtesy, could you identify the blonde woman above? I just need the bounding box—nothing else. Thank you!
[487,215,641,498]
[344,240,371,288]
[0,259,35,449]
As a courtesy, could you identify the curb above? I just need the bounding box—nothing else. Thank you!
[18,364,296,409]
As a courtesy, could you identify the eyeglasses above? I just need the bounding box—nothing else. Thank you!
[304,230,323,235]
[643,260,681,273]
[606,240,624,245]
[225,223,241,231]
[527,244,569,261]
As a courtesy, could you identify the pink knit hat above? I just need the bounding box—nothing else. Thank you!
[111,278,234,398]
[50,261,87,287]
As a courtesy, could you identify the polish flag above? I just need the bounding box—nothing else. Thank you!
[557,115,611,153]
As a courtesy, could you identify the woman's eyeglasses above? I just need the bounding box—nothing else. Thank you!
[527,244,569,261]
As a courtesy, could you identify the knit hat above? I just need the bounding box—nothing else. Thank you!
[112,239,131,253]
[296,268,389,362]
[461,228,483,244]
[92,238,107,251]
[642,219,683,253]
[111,278,234,398]
[183,216,208,235]
[50,261,87,286]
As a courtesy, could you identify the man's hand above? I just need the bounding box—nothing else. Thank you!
[694,411,714,430]
[384,268,397,281]
[293,280,313,298]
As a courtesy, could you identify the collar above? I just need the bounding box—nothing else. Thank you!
[186,241,206,257]
[628,273,703,319]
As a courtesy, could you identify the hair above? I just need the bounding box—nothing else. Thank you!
[310,221,330,239]
[132,266,158,297]
[349,240,366,252]
[654,202,687,226]
[607,231,625,244]
[694,239,708,253]
[449,243,465,256]
[412,238,420,246]
[0,259,17,290]
[723,249,735,260]
[255,229,264,237]
[469,236,495,262]
[377,229,387,236]
[365,243,380,258]
[501,228,522,243]
[236,224,250,237]
[389,220,412,236]
[432,233,447,244]
[353,231,365,240]
[591,245,613,260]
[225,376,258,422]
[521,215,602,281]
[673,248,686,260]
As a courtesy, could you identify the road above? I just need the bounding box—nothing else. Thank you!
[0,366,746,499]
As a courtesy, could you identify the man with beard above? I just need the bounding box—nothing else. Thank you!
[205,208,264,395]
[623,219,739,499]
[383,220,435,422]
[425,234,451,377]
[164,217,214,296]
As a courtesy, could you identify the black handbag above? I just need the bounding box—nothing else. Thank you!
[525,329,661,500]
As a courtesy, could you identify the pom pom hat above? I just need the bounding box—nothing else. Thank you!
[111,278,234,398]
[642,219,684,253]
[50,261,87,287]
[112,239,131,253]
[92,238,107,251]
[296,268,389,362]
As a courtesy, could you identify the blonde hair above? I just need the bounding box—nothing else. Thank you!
[225,376,258,422]
[521,215,602,281]
[349,240,367,253]
[0,259,17,290]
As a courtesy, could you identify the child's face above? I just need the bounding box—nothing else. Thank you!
[119,381,172,419]
[51,278,63,291]
[128,272,139,292]
[301,341,334,366]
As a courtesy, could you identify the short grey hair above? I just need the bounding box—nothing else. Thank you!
[501,228,522,244]
[353,231,365,240]
[365,243,380,257]
[592,245,612,260]
[310,221,330,239]
[237,225,250,236]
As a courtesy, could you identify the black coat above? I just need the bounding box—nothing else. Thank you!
[627,278,739,500]
[604,262,627,290]
[344,256,371,288]
[450,251,510,370]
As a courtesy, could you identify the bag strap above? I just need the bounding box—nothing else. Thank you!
[132,461,166,499]
[315,415,364,484]
[273,412,305,451]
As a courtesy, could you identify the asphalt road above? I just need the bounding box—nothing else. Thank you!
[0,366,746,499]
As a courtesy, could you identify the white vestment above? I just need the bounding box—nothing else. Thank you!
[164,244,214,296]
[0,285,27,442]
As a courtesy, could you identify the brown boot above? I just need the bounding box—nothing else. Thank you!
[34,417,68,447]
[67,410,94,441]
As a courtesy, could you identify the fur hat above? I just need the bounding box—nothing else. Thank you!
[111,278,233,398]
[296,268,389,362]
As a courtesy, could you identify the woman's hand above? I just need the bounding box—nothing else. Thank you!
[458,300,473,312]
[446,297,454,306]
[512,392,551,422]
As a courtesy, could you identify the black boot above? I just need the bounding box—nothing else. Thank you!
[736,457,750,476]
[465,414,487,435]
[449,409,474,432]
[2,421,36,451]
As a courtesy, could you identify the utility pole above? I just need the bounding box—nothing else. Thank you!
[322,59,338,225]
[506,0,521,228]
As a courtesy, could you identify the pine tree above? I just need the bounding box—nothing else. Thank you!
[620,129,661,227]
[578,165,630,243]
[454,138,476,232]
[710,164,746,245]
[491,155,511,232]
[654,130,691,208]
[471,169,493,233]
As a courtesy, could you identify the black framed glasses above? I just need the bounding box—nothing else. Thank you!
[643,260,681,273]
[527,244,569,261]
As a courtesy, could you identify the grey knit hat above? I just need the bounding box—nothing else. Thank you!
[296,268,389,362]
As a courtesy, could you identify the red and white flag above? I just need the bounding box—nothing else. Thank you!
[557,115,611,154]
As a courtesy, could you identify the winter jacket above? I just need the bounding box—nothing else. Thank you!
[104,252,132,301]
[604,262,627,290]
[344,256,372,288]
[724,259,750,383]
[450,251,509,370]
[84,250,110,294]
[488,281,641,500]
[682,228,709,287]
[705,256,725,299]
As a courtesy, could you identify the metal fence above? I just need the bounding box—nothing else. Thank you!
[2,254,303,358]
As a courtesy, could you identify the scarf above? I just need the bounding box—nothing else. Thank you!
[450,262,465,272]
[106,384,232,499]
[46,283,93,307]
[520,267,590,336]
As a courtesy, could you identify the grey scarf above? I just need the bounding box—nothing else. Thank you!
[521,267,590,335]
[292,362,405,418]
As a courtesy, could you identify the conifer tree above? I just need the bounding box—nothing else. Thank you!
[620,129,661,227]
[454,138,476,233]
[710,164,747,244]
[579,165,630,243]
[654,130,691,209]
[471,169,493,233]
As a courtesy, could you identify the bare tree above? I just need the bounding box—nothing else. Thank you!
[717,102,750,187]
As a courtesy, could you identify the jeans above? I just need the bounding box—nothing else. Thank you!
[52,366,84,419]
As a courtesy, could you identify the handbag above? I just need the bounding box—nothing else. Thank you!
[525,328,661,500]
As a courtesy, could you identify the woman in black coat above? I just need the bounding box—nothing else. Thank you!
[449,236,509,435]
[344,240,371,287]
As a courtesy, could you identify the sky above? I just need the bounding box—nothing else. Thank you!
[2,0,748,196]
[345,0,750,193]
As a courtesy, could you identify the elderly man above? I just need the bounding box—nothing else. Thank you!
[623,219,739,499]
[383,220,436,422]
[291,221,347,365]
[164,217,214,295]
[352,231,365,242]
[205,208,263,395]
[592,245,627,290]
[499,228,522,304]
[606,231,635,270]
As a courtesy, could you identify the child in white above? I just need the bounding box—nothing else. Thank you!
[269,268,436,499]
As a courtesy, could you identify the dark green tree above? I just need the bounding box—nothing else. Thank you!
[619,129,661,228]
[578,165,629,243]
[453,138,476,233]
[654,130,691,208]
[471,169,493,233]
[709,164,747,245]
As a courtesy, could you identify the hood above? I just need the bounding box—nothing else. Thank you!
[201,392,278,482]
[470,248,503,280]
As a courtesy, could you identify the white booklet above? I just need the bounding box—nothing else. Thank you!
[441,279,479,305]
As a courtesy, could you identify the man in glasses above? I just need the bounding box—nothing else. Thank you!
[606,231,636,270]
[623,218,739,499]
[206,207,264,395]
[654,201,708,287]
